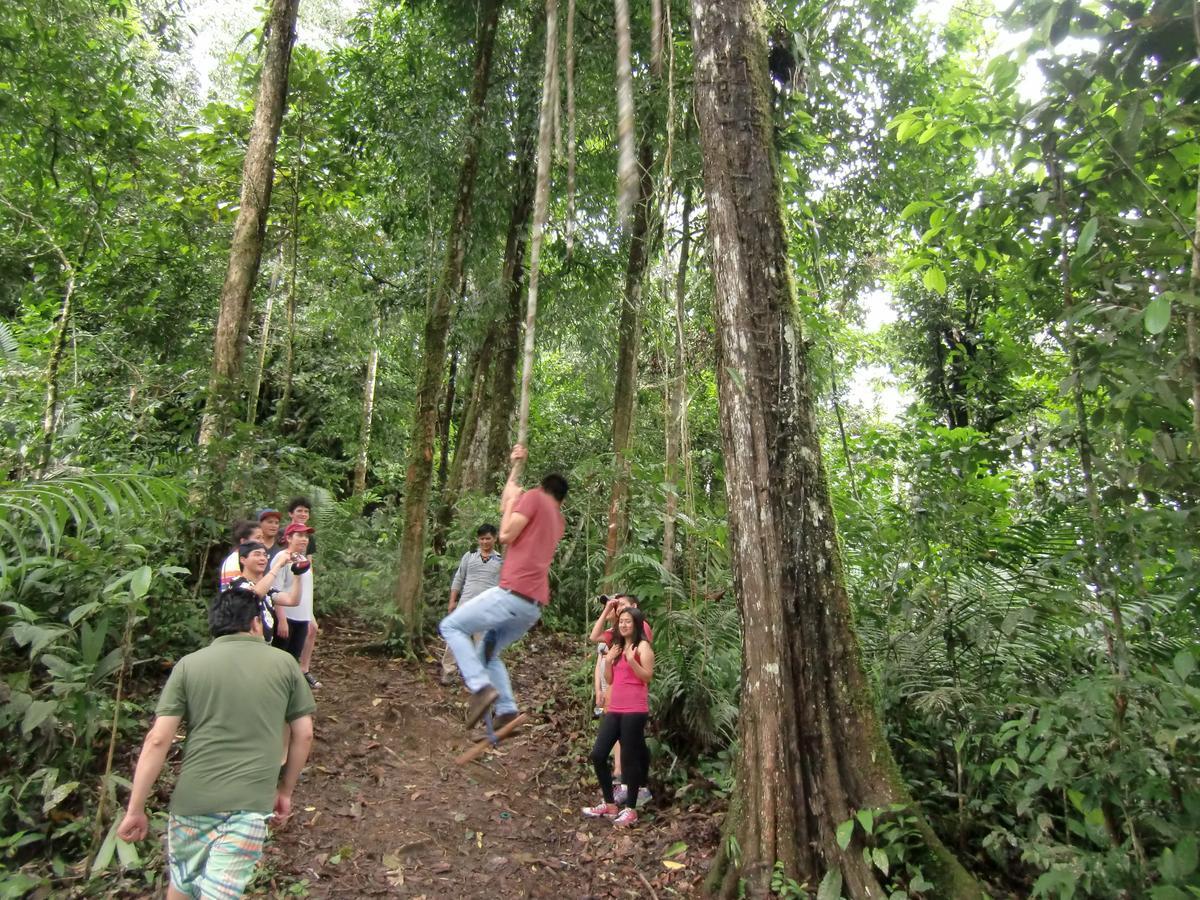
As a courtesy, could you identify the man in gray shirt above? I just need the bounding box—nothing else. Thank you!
[440,523,502,684]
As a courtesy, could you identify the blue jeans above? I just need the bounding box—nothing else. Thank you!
[439,586,542,715]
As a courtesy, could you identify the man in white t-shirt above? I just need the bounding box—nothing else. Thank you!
[271,523,314,675]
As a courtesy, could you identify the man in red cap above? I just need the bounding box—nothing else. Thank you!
[271,523,314,673]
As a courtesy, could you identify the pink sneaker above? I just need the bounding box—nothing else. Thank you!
[582,801,618,819]
[613,808,639,827]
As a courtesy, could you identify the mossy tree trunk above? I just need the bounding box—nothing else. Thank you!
[392,0,503,635]
[690,1,985,897]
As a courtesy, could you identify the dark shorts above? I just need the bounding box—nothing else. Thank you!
[272,619,309,661]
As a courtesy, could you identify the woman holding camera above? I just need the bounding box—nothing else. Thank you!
[583,606,654,827]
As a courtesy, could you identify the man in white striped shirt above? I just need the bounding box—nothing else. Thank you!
[439,523,502,684]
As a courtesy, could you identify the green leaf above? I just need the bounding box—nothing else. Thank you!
[855,808,874,834]
[68,601,101,625]
[1145,294,1171,335]
[22,700,57,736]
[130,565,152,599]
[1174,650,1195,682]
[817,867,844,900]
[871,848,890,875]
[10,622,66,657]
[115,835,141,868]
[42,780,79,814]
[1175,834,1197,878]
[922,266,947,295]
[836,817,855,850]
[1075,217,1099,259]
[91,819,119,875]
[663,840,688,859]
[900,201,934,221]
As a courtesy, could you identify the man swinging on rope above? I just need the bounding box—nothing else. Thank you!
[439,444,568,729]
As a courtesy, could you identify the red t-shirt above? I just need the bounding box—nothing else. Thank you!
[600,620,653,644]
[500,488,565,605]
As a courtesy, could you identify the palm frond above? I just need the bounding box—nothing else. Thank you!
[0,473,184,581]
[0,320,17,360]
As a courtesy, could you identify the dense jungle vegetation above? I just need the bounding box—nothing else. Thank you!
[1,0,1198,896]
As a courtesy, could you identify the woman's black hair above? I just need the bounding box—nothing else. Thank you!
[613,606,646,651]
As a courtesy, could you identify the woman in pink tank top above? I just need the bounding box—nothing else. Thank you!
[581,608,654,827]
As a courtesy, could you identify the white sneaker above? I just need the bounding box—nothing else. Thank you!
[582,801,618,819]
[613,784,628,804]
[613,808,639,827]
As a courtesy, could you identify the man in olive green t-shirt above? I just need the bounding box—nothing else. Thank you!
[118,587,316,899]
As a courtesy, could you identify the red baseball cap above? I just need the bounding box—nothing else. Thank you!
[284,523,314,538]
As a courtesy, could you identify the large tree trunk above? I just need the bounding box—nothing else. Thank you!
[393,0,503,633]
[198,0,301,447]
[689,2,983,897]
[352,302,382,496]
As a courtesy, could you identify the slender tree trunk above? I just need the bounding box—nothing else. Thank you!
[602,139,656,583]
[1045,143,1131,684]
[246,244,285,424]
[353,303,382,497]
[198,0,300,447]
[602,5,667,582]
[510,0,559,472]
[438,337,460,492]
[274,168,302,429]
[614,0,637,228]
[38,265,76,476]
[565,0,577,258]
[393,0,503,632]
[662,184,693,581]
[690,2,983,896]
[1188,163,1200,440]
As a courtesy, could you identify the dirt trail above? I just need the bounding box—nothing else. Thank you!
[254,623,720,898]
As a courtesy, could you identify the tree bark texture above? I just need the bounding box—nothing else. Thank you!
[614,0,637,229]
[393,0,502,632]
[198,0,300,447]
[352,303,382,496]
[689,2,983,897]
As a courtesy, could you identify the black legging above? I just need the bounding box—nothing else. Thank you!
[590,712,649,808]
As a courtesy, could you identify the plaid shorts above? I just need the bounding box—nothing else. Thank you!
[167,812,267,899]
